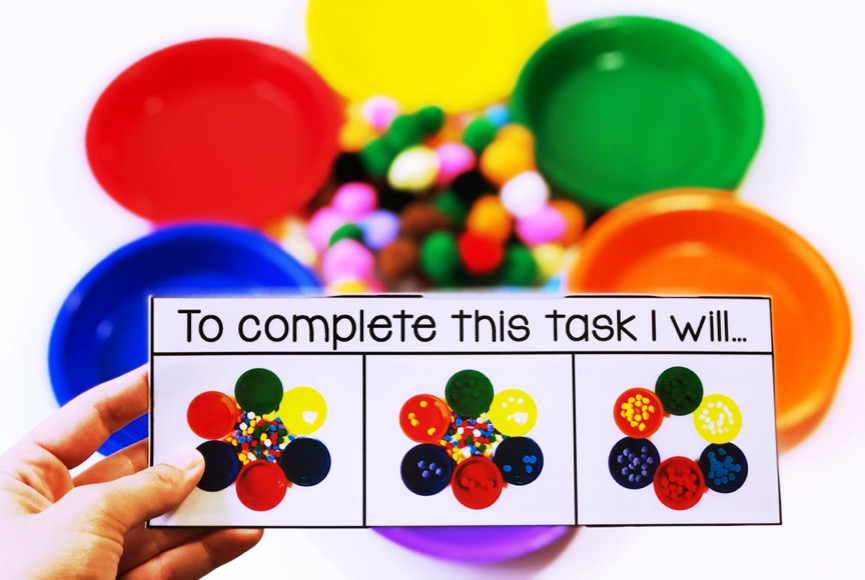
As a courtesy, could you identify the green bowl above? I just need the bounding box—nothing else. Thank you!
[511,16,763,212]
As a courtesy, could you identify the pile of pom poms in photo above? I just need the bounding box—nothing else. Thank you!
[272,97,585,294]
[185,368,331,511]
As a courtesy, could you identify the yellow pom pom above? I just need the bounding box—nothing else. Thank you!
[327,278,372,295]
[496,123,534,148]
[532,243,566,280]
[340,117,378,152]
[479,139,534,186]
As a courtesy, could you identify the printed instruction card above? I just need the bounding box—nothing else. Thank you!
[148,295,781,528]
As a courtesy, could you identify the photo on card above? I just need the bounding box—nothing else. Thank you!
[575,353,781,525]
[365,353,577,527]
[150,354,364,527]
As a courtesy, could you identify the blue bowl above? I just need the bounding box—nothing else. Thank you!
[48,224,320,455]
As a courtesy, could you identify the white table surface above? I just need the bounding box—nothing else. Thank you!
[1,1,863,577]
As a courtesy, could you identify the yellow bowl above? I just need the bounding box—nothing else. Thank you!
[306,0,551,112]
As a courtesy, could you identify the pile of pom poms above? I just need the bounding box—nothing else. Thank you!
[273,96,585,293]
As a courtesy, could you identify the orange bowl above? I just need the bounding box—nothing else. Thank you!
[568,189,851,450]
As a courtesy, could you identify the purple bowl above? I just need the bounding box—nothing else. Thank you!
[374,526,570,563]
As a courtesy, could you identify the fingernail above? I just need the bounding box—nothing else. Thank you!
[163,447,204,473]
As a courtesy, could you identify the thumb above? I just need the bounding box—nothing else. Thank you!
[61,448,204,533]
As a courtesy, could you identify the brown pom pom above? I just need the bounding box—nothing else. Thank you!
[378,237,420,281]
[399,202,452,239]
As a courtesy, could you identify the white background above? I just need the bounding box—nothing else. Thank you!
[1,0,864,577]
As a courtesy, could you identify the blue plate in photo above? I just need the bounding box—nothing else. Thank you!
[48,224,320,455]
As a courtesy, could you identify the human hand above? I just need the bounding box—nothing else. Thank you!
[0,366,262,578]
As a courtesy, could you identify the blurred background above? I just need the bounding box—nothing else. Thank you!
[1,0,862,577]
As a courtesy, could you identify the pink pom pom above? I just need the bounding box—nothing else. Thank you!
[515,204,566,246]
[361,96,399,130]
[332,182,377,220]
[307,207,347,252]
[321,238,375,284]
[435,143,475,185]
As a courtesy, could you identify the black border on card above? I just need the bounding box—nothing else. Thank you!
[769,296,783,525]
[362,354,367,527]
[148,294,780,528]
[147,296,155,529]
[572,353,578,525]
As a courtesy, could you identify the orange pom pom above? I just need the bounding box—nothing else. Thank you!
[550,199,586,245]
[466,195,513,243]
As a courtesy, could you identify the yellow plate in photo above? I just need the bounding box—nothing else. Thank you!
[306,0,551,112]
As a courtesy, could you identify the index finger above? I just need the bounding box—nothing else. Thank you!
[23,365,149,469]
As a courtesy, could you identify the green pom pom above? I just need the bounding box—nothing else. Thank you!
[419,231,460,285]
[385,114,424,151]
[359,137,396,178]
[329,223,364,247]
[462,117,498,153]
[415,105,445,134]
[433,190,468,226]
[500,244,538,287]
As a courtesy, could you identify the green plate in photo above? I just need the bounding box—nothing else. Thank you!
[511,16,763,211]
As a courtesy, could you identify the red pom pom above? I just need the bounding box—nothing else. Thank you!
[458,232,504,275]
